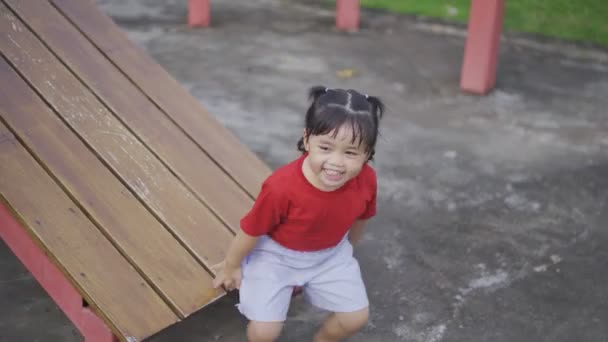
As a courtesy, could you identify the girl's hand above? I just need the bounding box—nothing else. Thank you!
[211,260,242,292]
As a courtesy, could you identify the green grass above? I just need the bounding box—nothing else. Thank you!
[361,0,608,47]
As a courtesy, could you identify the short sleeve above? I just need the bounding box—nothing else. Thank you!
[359,166,377,220]
[240,181,288,236]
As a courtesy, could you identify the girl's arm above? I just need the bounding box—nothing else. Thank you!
[348,220,367,246]
[224,229,259,270]
[212,229,259,290]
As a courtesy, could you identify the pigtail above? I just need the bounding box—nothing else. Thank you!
[298,86,328,154]
[365,95,385,162]
[308,85,329,102]
[366,95,385,121]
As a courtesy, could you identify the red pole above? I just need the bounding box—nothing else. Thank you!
[188,0,210,27]
[460,0,504,94]
[336,0,360,31]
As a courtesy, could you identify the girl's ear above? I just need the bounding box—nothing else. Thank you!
[302,129,310,151]
[366,148,375,162]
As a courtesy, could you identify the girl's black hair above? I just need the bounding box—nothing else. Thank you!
[297,85,385,160]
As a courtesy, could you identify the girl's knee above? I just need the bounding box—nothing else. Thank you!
[336,307,369,333]
[247,321,284,342]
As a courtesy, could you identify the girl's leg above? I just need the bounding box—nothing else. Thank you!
[247,321,284,342]
[238,238,293,341]
[313,307,369,342]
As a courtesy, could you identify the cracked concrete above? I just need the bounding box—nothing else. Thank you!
[1,0,607,341]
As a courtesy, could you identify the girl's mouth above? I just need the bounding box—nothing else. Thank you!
[323,168,344,182]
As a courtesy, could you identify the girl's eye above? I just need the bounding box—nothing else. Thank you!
[319,146,330,151]
[346,151,359,156]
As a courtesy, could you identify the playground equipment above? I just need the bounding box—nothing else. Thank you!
[188,0,505,94]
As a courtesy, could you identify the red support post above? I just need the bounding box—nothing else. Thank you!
[460,0,504,94]
[336,0,360,32]
[188,0,210,27]
[0,204,118,342]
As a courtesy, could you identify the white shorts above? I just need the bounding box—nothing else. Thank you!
[237,235,369,322]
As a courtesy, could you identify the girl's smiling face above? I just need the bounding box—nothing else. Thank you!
[302,124,369,192]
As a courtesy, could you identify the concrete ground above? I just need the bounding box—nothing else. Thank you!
[1,0,608,341]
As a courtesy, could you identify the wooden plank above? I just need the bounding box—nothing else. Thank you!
[51,0,272,198]
[0,2,234,274]
[0,53,221,320]
[5,0,252,234]
[0,122,177,342]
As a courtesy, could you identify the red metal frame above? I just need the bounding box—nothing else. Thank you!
[460,0,504,94]
[0,203,118,342]
[335,0,360,32]
[187,0,361,31]
[186,0,504,94]
[188,0,210,27]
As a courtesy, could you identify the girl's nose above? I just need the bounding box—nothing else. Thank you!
[328,152,345,167]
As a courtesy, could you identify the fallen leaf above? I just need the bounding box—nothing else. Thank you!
[336,68,357,78]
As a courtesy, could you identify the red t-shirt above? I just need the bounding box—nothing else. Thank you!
[240,153,377,251]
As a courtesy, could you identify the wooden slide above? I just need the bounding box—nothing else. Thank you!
[0,0,271,340]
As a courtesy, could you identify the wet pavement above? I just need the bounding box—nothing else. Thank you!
[1,0,607,341]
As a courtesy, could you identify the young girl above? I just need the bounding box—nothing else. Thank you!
[212,86,384,342]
